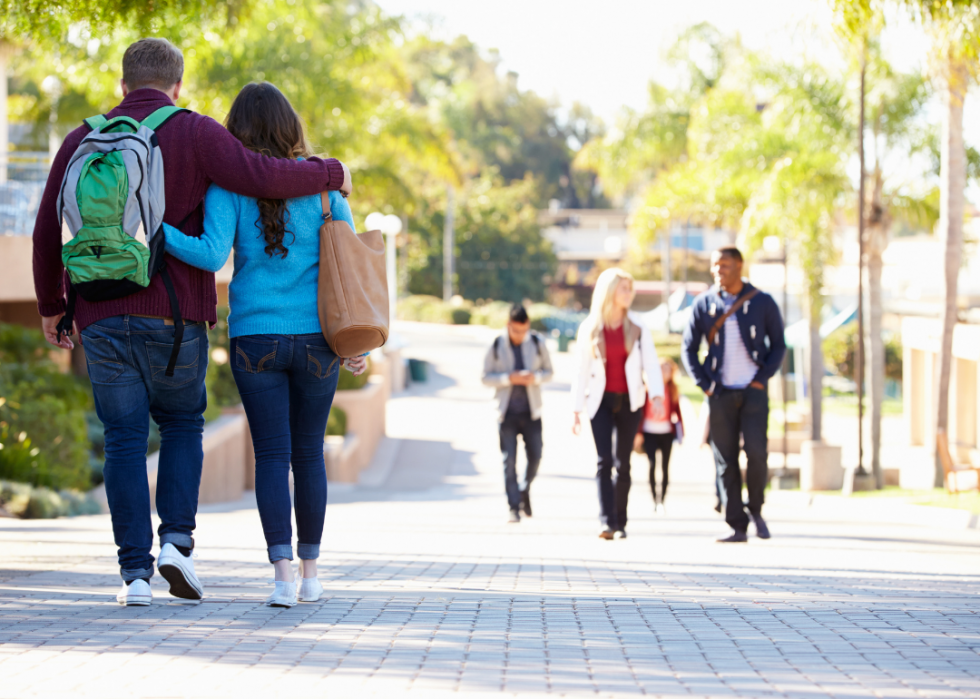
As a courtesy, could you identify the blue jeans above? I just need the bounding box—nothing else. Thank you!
[499,411,542,511]
[82,315,209,581]
[590,392,643,531]
[231,333,339,563]
[709,386,769,532]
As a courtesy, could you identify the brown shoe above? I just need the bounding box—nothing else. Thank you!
[598,528,615,540]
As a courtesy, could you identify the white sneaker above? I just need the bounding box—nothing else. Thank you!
[656,502,666,516]
[266,580,298,607]
[298,577,324,602]
[157,543,203,600]
[116,579,152,606]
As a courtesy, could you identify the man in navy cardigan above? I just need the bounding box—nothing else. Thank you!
[682,247,786,543]
[32,38,352,605]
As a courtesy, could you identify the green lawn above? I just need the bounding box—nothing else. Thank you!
[847,487,980,514]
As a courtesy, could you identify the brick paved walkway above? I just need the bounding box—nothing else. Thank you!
[2,323,979,698]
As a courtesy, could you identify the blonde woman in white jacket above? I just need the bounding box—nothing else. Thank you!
[572,268,665,539]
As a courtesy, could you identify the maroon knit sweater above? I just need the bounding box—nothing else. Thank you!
[32,88,347,330]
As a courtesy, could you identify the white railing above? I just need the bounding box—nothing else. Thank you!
[1,153,51,237]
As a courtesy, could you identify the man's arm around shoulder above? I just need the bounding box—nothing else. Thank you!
[193,116,351,200]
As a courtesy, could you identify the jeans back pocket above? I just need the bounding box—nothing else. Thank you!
[234,338,279,375]
[83,336,126,384]
[307,345,339,379]
[146,337,201,387]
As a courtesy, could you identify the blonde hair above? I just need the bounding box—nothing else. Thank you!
[578,267,634,347]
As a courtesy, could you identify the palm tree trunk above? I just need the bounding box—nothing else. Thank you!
[809,295,823,441]
[866,169,888,489]
[935,62,967,486]
[866,245,884,487]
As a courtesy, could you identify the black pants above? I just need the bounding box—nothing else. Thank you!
[590,392,643,531]
[709,387,769,532]
[643,432,673,504]
[499,411,542,511]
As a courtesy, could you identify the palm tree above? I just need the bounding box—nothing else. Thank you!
[898,0,980,484]
[862,60,937,485]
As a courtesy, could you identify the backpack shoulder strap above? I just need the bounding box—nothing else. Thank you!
[493,335,502,361]
[706,288,760,346]
[140,106,189,132]
[531,332,540,355]
[84,115,107,131]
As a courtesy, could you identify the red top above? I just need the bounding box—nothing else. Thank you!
[603,325,629,393]
[32,88,347,330]
[640,387,684,437]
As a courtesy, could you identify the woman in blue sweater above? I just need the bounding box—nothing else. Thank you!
[164,82,366,607]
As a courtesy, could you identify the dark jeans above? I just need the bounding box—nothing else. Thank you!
[590,392,643,531]
[643,432,673,504]
[231,333,339,563]
[499,411,542,511]
[709,386,769,532]
[82,315,209,581]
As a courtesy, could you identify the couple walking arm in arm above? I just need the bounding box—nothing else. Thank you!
[32,38,360,607]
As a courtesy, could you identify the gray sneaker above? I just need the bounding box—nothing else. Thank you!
[508,509,521,523]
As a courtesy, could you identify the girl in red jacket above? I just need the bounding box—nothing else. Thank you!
[636,358,684,514]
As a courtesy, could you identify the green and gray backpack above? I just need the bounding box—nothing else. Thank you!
[56,105,188,375]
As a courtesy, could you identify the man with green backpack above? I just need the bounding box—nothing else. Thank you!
[32,38,353,606]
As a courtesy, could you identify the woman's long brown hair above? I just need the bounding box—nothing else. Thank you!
[225,82,311,258]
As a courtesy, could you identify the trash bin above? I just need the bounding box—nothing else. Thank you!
[408,358,428,382]
[557,333,571,353]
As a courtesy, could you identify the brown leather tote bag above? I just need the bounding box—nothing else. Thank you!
[317,193,389,358]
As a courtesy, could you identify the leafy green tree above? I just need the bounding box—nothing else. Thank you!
[406,174,556,302]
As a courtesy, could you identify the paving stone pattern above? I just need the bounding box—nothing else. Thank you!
[1,323,978,698]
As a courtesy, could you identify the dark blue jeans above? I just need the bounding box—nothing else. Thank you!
[709,386,769,532]
[82,315,209,581]
[590,392,643,531]
[231,333,339,563]
[499,411,542,511]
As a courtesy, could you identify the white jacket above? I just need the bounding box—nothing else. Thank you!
[571,311,665,419]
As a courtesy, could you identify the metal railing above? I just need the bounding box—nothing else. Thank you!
[1,153,51,237]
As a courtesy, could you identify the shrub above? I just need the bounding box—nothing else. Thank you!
[326,406,347,437]
[824,324,903,383]
[0,324,92,491]
[470,301,511,328]
[398,295,454,324]
[0,479,101,519]
[451,308,472,325]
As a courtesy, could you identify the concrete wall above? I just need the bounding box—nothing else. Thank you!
[902,316,980,488]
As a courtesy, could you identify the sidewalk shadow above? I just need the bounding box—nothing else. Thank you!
[328,440,477,504]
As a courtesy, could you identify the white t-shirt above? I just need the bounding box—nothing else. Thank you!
[719,291,758,389]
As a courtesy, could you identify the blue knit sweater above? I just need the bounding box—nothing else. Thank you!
[164,183,355,339]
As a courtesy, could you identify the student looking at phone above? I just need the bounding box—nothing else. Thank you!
[481,305,554,523]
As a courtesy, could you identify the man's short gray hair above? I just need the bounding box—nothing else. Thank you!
[122,38,184,90]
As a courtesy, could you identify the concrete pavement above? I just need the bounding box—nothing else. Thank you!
[1,321,978,698]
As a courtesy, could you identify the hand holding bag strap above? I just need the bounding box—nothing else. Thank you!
[706,288,759,346]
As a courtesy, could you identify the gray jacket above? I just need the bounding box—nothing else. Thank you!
[481,331,554,422]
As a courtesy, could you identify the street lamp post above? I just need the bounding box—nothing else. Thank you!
[366,212,402,333]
